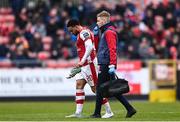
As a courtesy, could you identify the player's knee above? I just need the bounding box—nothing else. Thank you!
[76,83,83,89]
[91,86,96,93]
[76,80,85,89]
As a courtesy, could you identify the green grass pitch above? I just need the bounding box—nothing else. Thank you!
[0,101,180,121]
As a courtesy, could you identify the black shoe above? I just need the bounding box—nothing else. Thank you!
[90,114,101,118]
[126,108,137,118]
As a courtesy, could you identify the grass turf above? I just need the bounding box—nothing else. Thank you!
[0,101,180,121]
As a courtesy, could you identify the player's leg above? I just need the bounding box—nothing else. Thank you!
[75,79,86,115]
[101,98,114,118]
[66,72,86,118]
[90,85,113,118]
[89,62,113,118]
[90,86,96,93]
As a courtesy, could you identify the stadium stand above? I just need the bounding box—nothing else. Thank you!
[0,0,179,68]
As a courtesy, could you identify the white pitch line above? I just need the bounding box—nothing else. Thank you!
[102,110,180,114]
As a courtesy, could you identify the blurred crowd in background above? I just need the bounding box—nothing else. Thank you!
[0,0,180,63]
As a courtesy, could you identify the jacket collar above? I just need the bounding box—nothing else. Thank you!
[100,22,115,33]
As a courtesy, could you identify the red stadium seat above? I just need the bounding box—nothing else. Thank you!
[0,15,5,23]
[0,8,12,15]
[5,15,15,22]
[2,36,9,45]
[38,51,51,60]
[0,8,6,15]
[1,23,9,36]
[56,60,76,68]
[6,8,12,14]
[42,36,52,44]
[0,36,3,44]
[170,46,177,53]
[46,60,76,68]
[43,43,51,51]
[45,60,58,68]
[0,60,12,68]
[7,23,15,33]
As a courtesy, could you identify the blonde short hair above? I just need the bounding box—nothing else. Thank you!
[97,10,110,21]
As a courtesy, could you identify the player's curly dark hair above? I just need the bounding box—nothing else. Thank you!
[67,19,80,27]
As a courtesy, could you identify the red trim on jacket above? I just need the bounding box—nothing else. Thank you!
[94,35,99,53]
[104,29,117,65]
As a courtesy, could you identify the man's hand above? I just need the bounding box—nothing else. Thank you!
[66,61,84,79]
[76,62,84,67]
[108,65,116,74]
[93,25,99,36]
[66,66,81,79]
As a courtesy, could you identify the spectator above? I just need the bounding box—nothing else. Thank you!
[16,8,28,30]
[127,45,140,59]
[138,37,150,59]
[9,0,25,15]
[143,9,154,29]
[33,18,46,37]
[164,12,176,29]
[0,37,10,59]
[147,47,158,59]
[46,7,61,37]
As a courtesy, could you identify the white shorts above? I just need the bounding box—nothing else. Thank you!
[75,58,98,86]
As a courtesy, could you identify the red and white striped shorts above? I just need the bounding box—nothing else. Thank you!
[75,58,98,86]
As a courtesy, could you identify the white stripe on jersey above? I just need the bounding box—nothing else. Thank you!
[80,39,93,64]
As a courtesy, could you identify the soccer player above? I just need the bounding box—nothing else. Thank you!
[65,19,113,118]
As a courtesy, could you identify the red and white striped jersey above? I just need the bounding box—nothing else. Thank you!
[76,28,96,65]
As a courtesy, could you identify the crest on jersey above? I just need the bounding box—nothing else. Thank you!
[82,32,90,39]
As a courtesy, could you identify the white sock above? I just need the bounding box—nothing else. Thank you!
[75,104,83,114]
[102,98,112,114]
[104,102,112,114]
[75,89,85,114]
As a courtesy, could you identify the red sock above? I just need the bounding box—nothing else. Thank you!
[102,98,108,105]
[75,89,85,114]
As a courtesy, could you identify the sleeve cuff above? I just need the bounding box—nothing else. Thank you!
[108,65,115,68]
